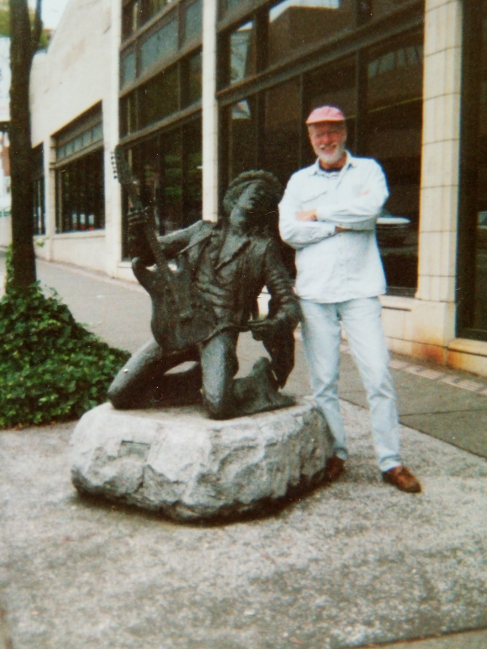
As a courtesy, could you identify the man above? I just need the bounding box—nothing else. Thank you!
[279,105,421,493]
[109,170,301,419]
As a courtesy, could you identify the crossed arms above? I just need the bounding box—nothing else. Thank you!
[279,159,389,249]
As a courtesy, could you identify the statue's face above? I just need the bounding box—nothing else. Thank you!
[229,182,269,234]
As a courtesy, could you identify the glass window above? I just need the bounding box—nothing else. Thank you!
[263,78,301,184]
[149,0,171,19]
[230,21,257,84]
[56,110,103,163]
[372,0,413,20]
[121,51,137,87]
[469,1,487,332]
[268,0,355,67]
[56,149,105,232]
[184,0,202,42]
[32,145,45,236]
[140,17,178,73]
[121,121,201,255]
[121,93,137,136]
[219,0,253,18]
[366,36,423,293]
[158,130,183,232]
[139,66,179,128]
[185,51,202,106]
[182,120,203,227]
[367,42,423,111]
[122,0,141,40]
[227,98,258,180]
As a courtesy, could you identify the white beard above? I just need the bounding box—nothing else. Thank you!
[317,143,346,167]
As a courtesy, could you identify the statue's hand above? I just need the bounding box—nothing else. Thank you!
[249,317,283,341]
[128,206,151,231]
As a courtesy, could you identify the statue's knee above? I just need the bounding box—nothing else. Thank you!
[107,382,128,409]
[107,370,138,409]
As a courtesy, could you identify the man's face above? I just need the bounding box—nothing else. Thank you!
[308,122,347,169]
[229,182,268,234]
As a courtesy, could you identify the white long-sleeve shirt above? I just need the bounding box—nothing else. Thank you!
[279,153,389,303]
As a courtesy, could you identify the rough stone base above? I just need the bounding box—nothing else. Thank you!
[69,400,332,522]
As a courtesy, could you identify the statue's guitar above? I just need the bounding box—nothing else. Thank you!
[111,145,215,352]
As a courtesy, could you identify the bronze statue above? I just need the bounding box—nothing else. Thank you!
[108,169,301,419]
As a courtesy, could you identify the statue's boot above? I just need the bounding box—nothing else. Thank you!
[233,357,294,417]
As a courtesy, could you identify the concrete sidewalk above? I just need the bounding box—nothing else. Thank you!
[1,252,487,649]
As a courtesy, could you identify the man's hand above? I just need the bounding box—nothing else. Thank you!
[296,209,318,221]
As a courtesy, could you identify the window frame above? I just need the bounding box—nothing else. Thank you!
[53,105,105,233]
[456,0,487,341]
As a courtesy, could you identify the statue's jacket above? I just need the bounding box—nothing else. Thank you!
[130,219,301,386]
[130,218,301,332]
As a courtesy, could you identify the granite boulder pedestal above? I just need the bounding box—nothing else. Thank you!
[69,399,332,522]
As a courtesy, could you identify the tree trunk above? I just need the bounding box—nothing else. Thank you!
[8,0,42,289]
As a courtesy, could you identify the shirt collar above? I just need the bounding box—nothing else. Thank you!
[309,151,357,176]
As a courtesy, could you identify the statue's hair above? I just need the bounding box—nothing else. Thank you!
[222,170,284,218]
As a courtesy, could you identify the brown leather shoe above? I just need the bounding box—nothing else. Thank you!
[382,466,421,493]
[325,455,345,483]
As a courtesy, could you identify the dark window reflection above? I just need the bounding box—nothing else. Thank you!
[121,51,136,88]
[263,81,301,277]
[268,0,355,67]
[228,98,257,180]
[230,21,256,84]
[223,0,248,15]
[184,0,203,42]
[472,0,487,331]
[372,0,413,20]
[122,0,141,41]
[120,93,137,136]
[367,43,423,111]
[160,132,183,232]
[187,51,202,105]
[149,0,170,19]
[122,0,175,41]
[56,150,105,233]
[32,145,45,236]
[263,79,301,185]
[182,120,203,227]
[366,36,423,293]
[121,121,201,256]
[140,17,178,73]
[139,67,179,128]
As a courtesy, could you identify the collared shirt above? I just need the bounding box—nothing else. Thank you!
[279,152,389,303]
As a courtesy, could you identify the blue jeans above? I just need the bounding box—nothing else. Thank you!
[300,297,401,472]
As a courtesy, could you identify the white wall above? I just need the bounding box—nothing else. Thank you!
[30,0,121,276]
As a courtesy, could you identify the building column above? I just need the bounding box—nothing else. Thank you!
[202,0,219,222]
[43,137,56,262]
[412,0,463,361]
[106,0,123,276]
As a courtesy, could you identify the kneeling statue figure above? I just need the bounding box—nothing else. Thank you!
[108,170,301,419]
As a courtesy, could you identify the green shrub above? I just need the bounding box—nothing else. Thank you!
[0,262,130,428]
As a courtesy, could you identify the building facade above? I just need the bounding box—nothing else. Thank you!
[29,0,487,376]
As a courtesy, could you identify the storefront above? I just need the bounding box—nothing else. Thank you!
[28,0,487,376]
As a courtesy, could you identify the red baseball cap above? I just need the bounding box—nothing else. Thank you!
[306,105,346,124]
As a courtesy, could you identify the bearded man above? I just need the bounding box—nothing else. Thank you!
[279,105,421,493]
